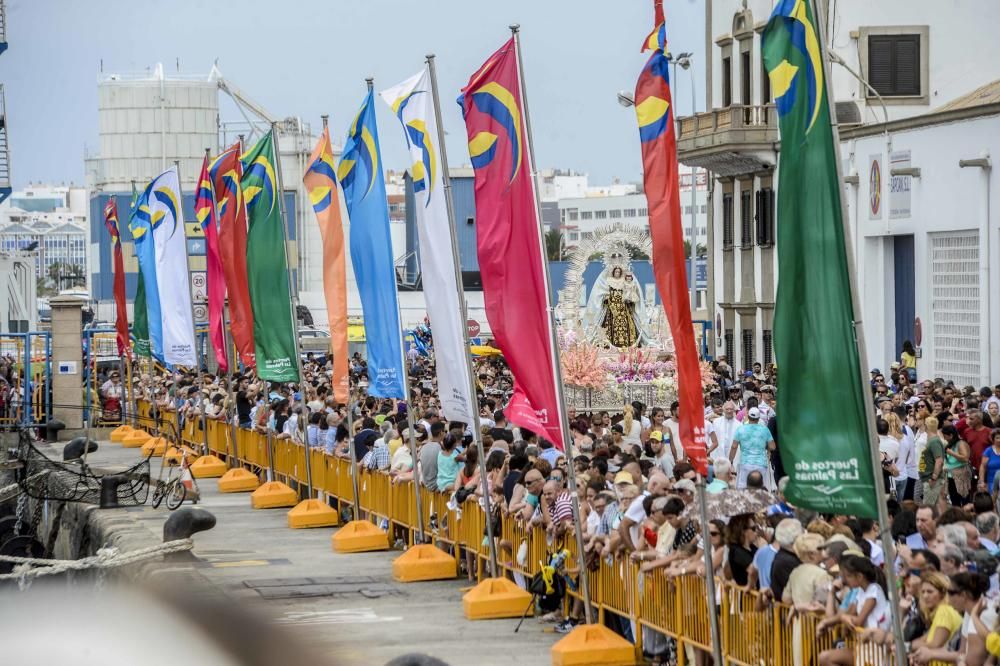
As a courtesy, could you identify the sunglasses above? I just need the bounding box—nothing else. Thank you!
[709,531,720,537]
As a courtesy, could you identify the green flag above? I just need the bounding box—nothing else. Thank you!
[241,130,299,382]
[763,1,879,517]
[129,183,151,358]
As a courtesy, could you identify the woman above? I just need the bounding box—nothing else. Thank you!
[977,429,1000,498]
[621,404,642,447]
[940,424,972,506]
[910,571,963,658]
[454,445,481,498]
[724,514,759,588]
[986,401,1000,428]
[436,434,462,493]
[817,556,891,666]
[887,412,915,501]
[901,340,918,383]
[783,533,831,610]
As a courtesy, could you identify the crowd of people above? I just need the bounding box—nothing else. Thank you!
[86,336,1000,664]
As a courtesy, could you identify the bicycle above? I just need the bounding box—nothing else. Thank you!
[151,448,198,510]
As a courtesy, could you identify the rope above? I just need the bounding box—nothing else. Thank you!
[0,470,49,503]
[0,538,194,581]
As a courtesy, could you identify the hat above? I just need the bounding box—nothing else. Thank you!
[748,407,761,419]
[613,471,633,485]
[871,368,882,375]
[673,479,696,494]
[649,430,663,441]
[890,362,901,369]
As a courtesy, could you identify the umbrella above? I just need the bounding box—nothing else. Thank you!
[470,345,503,357]
[680,487,774,521]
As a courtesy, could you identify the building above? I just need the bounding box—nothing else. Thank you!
[0,251,36,333]
[0,185,88,286]
[683,0,1000,374]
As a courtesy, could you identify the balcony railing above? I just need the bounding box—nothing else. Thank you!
[678,104,777,141]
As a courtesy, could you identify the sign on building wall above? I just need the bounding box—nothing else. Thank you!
[889,150,912,219]
[868,154,883,220]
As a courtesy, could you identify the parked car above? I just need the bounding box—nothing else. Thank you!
[298,327,331,355]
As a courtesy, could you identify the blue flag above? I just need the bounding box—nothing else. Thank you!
[128,182,164,362]
[338,90,406,398]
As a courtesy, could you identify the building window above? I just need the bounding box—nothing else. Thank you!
[700,205,707,213]
[740,51,751,105]
[724,329,734,364]
[740,190,753,249]
[623,208,637,217]
[742,329,754,369]
[594,210,607,220]
[609,209,622,219]
[580,211,593,220]
[869,34,921,97]
[722,56,732,107]
[581,231,593,239]
[638,207,648,216]
[567,209,578,221]
[762,329,773,366]
[568,231,579,241]
[761,60,771,103]
[722,193,734,249]
[755,187,775,247]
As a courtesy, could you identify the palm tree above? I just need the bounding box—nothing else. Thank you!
[545,229,564,261]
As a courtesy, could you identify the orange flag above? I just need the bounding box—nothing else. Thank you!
[303,127,349,403]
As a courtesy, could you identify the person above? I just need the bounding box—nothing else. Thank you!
[910,571,964,660]
[919,417,946,509]
[707,458,734,493]
[783,533,831,610]
[585,264,649,348]
[436,434,461,493]
[648,430,678,479]
[817,556,890,666]
[907,505,939,550]
[901,340,918,383]
[724,514,759,587]
[978,429,1000,499]
[730,407,775,489]
[959,409,992,472]
[769,518,804,602]
[621,404,642,447]
[418,422,446,491]
[708,401,740,464]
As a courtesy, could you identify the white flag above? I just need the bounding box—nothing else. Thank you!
[148,166,197,367]
[380,70,475,425]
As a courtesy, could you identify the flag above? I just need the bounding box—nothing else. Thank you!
[210,142,255,369]
[303,128,349,403]
[763,0,879,516]
[128,181,163,362]
[460,39,564,448]
[241,130,299,382]
[196,154,228,374]
[338,90,406,398]
[129,182,151,358]
[103,198,130,358]
[634,6,708,474]
[381,69,475,425]
[147,166,197,367]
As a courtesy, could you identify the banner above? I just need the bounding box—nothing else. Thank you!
[460,39,564,448]
[241,130,299,382]
[147,166,197,367]
[196,155,228,373]
[381,69,475,425]
[128,181,163,361]
[303,128,349,403]
[102,199,130,358]
[129,183,151,358]
[763,0,879,516]
[338,90,406,398]
[210,142,256,368]
[634,5,708,474]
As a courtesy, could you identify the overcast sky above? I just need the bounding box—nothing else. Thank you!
[6,0,705,188]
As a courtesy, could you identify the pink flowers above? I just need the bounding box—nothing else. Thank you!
[602,348,673,382]
[560,340,608,389]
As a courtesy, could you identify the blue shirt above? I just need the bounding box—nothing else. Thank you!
[539,446,564,467]
[752,545,778,590]
[983,447,1000,491]
[437,449,461,490]
[734,423,773,468]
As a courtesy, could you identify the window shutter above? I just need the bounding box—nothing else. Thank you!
[767,188,776,246]
[869,36,895,95]
[754,190,763,245]
[895,37,920,95]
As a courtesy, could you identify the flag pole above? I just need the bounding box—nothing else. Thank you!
[809,2,906,662]
[426,53,499,578]
[368,75,428,545]
[270,122,313,497]
[510,24,593,625]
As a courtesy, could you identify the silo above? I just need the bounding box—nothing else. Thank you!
[88,64,218,192]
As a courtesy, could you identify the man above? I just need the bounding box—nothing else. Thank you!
[540,479,574,537]
[361,431,390,471]
[752,361,766,382]
[766,477,795,517]
[708,401,740,464]
[489,410,514,444]
[539,438,564,467]
[906,505,939,550]
[769,518,803,601]
[619,473,669,551]
[958,409,992,471]
[664,402,681,454]
[353,417,379,462]
[918,417,946,507]
[649,430,677,479]
[976,512,1000,553]
[707,458,733,493]
[418,421,446,491]
[511,469,545,521]
[418,409,439,435]
[730,407,775,489]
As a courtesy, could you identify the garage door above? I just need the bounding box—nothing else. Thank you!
[929,231,980,385]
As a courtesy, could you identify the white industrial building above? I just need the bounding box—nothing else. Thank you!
[682,0,1000,381]
[0,185,89,284]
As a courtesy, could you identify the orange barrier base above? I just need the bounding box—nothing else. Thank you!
[109,425,134,442]
[163,445,199,465]
[190,455,227,478]
[121,429,151,448]
[551,624,636,666]
[331,520,389,553]
[287,498,339,529]
[392,544,456,582]
[250,481,297,509]
[217,468,260,493]
[140,437,168,457]
[463,577,534,620]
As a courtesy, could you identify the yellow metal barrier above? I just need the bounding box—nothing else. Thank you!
[132,398,883,663]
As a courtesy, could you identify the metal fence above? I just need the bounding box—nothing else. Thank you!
[0,332,51,427]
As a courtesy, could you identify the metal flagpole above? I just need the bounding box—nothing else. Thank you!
[426,53,499,578]
[696,477,723,663]
[270,122,312,497]
[174,160,204,454]
[510,24,593,624]
[345,389,361,520]
[367,75,428,545]
[810,2,907,662]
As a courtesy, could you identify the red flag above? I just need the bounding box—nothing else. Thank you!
[209,142,255,369]
[196,155,228,374]
[102,199,130,358]
[461,39,565,449]
[634,7,708,474]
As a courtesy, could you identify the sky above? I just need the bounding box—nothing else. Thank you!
[6,0,705,189]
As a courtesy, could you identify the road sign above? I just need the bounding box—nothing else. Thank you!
[467,319,481,337]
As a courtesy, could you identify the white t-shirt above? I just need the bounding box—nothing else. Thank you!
[586,508,601,536]
[962,603,998,639]
[865,538,885,567]
[625,491,650,547]
[854,583,891,630]
[710,416,739,462]
[622,421,642,446]
[878,436,899,465]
